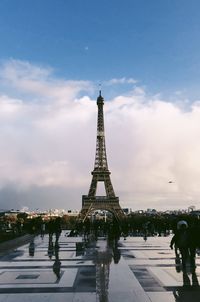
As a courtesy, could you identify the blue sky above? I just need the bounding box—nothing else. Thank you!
[1,0,200,98]
[1,1,200,211]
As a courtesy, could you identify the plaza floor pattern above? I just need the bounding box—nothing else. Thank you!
[0,232,200,301]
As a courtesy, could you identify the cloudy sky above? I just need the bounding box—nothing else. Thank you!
[0,0,200,211]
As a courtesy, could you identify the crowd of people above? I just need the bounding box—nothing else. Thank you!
[23,213,200,296]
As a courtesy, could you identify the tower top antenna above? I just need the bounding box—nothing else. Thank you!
[99,83,101,96]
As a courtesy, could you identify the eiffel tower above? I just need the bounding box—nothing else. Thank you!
[79,91,125,222]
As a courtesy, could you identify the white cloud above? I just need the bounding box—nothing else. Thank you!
[0,59,200,211]
[106,77,137,85]
[0,59,93,103]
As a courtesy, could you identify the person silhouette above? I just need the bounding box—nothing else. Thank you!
[112,241,121,264]
[48,236,54,259]
[54,217,62,248]
[171,220,198,272]
[170,221,190,271]
[29,240,35,257]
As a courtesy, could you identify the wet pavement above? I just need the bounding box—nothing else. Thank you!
[0,232,200,301]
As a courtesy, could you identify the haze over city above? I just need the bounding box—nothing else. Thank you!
[0,0,200,211]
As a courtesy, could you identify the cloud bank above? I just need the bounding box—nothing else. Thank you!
[0,59,200,211]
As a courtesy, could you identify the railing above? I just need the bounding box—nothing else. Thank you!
[82,195,119,203]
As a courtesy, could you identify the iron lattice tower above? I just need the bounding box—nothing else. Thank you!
[79,92,125,222]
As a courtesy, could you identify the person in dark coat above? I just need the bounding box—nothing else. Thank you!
[170,221,190,271]
[54,217,62,248]
[170,220,197,271]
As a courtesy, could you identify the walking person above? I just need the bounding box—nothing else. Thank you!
[54,217,62,248]
[170,220,190,271]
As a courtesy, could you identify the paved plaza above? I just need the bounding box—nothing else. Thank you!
[0,232,200,301]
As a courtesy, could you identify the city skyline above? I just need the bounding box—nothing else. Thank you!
[0,1,200,211]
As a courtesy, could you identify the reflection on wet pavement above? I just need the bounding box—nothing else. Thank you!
[94,239,120,302]
[0,233,200,301]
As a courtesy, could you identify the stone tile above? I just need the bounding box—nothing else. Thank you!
[147,292,176,302]
[0,295,9,302]
[4,293,59,302]
[0,270,57,285]
[149,267,182,287]
[58,269,78,287]
[72,293,96,302]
